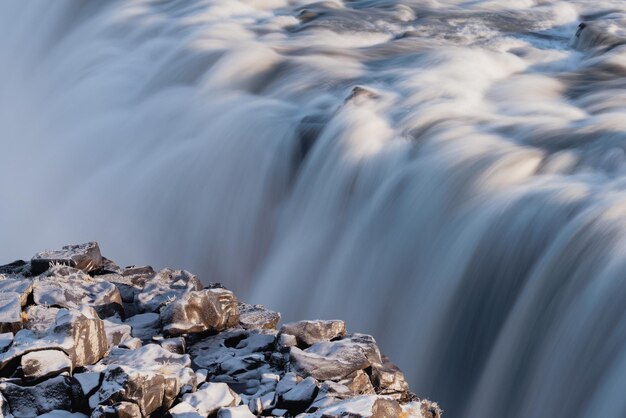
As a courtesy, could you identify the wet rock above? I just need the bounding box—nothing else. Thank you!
[21,349,72,380]
[280,320,346,347]
[0,375,72,418]
[181,382,240,416]
[33,266,123,318]
[31,242,102,275]
[161,288,239,336]
[238,303,280,330]
[0,293,23,334]
[136,268,202,313]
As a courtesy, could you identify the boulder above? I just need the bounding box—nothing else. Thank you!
[124,312,160,341]
[281,376,319,413]
[181,382,240,416]
[90,402,141,418]
[0,375,73,418]
[238,303,280,330]
[33,266,123,318]
[24,305,61,332]
[0,279,32,306]
[31,242,102,275]
[217,405,256,418]
[371,355,411,400]
[280,320,346,347]
[161,288,239,336]
[21,349,72,380]
[136,269,202,313]
[0,293,23,334]
[301,395,402,418]
[102,320,132,349]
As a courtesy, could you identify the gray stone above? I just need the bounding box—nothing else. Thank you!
[281,376,318,413]
[161,288,239,336]
[280,320,346,347]
[31,242,102,275]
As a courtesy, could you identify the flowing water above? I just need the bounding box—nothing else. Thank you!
[2,1,626,416]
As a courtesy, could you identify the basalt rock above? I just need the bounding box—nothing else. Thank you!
[0,243,439,418]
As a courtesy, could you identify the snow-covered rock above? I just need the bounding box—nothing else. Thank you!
[0,243,438,418]
[31,242,102,276]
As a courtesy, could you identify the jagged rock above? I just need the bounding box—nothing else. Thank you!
[340,369,376,396]
[238,303,280,330]
[0,293,23,334]
[90,401,142,418]
[0,307,108,374]
[136,268,202,313]
[31,242,102,275]
[0,279,32,306]
[217,405,256,418]
[181,382,240,416]
[33,266,123,318]
[124,312,160,341]
[280,320,346,347]
[281,376,318,413]
[21,349,72,380]
[97,266,156,305]
[0,375,72,417]
[289,336,375,381]
[371,355,410,400]
[302,395,402,418]
[161,288,239,336]
[24,305,60,332]
[102,320,132,349]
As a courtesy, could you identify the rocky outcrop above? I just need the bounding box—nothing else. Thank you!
[0,243,441,417]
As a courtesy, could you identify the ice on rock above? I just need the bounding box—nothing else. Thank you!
[33,266,123,318]
[21,349,72,379]
[136,268,202,313]
[161,288,239,336]
[280,320,346,347]
[182,382,240,416]
[31,242,102,276]
[0,293,23,334]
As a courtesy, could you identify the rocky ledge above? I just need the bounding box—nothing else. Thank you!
[0,243,440,418]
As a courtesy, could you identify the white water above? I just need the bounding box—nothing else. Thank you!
[2,1,626,416]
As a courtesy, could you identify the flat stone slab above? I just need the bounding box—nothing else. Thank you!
[0,292,23,334]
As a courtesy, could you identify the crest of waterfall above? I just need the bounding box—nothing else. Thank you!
[1,1,626,417]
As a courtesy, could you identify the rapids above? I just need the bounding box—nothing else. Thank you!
[2,1,626,416]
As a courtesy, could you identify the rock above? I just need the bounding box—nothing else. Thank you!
[21,349,72,380]
[0,375,72,417]
[238,303,280,330]
[302,395,402,418]
[0,307,108,374]
[158,337,186,354]
[182,382,240,416]
[24,305,60,332]
[0,279,32,306]
[280,320,346,347]
[136,268,202,313]
[102,320,132,349]
[168,401,203,418]
[281,376,318,413]
[573,21,626,51]
[289,337,374,381]
[161,288,239,336]
[119,338,142,350]
[33,266,123,318]
[371,355,411,400]
[38,411,89,418]
[97,265,156,306]
[0,260,30,277]
[0,293,23,334]
[74,371,103,398]
[339,369,375,396]
[124,312,160,341]
[217,405,256,418]
[90,401,142,418]
[0,333,13,352]
[31,242,102,275]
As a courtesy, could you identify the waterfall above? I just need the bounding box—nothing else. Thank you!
[2,1,626,416]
